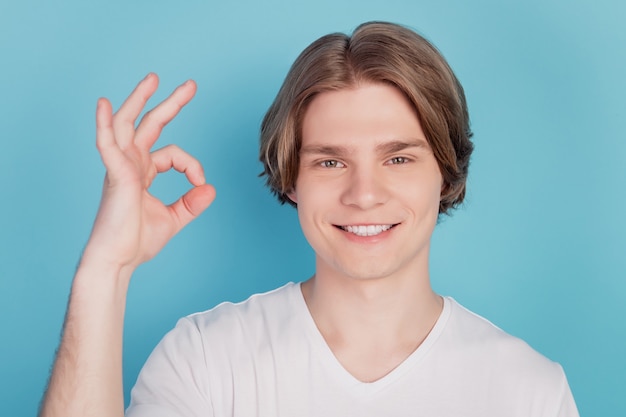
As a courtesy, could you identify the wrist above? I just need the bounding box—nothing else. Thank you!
[74,252,135,292]
[79,246,136,280]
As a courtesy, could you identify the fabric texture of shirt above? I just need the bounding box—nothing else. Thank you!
[126,282,579,417]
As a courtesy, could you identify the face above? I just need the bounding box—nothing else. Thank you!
[289,83,443,282]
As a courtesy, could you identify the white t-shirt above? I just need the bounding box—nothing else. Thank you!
[126,282,579,417]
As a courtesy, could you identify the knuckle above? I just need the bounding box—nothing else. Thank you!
[166,144,181,153]
[190,158,202,169]
[142,109,167,130]
[141,109,154,123]
[112,115,131,131]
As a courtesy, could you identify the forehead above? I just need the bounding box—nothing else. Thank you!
[301,83,425,147]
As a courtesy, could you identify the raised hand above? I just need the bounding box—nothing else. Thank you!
[82,73,216,272]
[39,74,216,417]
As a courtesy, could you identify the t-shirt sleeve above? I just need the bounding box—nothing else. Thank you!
[125,317,213,417]
[554,367,579,417]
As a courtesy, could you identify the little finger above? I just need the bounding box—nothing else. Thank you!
[95,98,126,173]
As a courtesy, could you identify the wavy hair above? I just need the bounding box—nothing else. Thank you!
[260,21,473,214]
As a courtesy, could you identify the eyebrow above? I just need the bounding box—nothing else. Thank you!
[376,139,430,154]
[300,144,350,157]
[300,139,429,157]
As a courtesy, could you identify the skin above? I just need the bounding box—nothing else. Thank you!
[292,83,444,382]
[39,79,444,413]
[39,73,215,417]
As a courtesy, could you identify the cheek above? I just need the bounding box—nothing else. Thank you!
[401,179,443,216]
[419,186,442,211]
[427,167,445,204]
[294,174,333,204]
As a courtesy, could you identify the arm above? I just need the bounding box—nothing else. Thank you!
[39,73,216,417]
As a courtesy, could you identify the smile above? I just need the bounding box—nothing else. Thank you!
[339,224,394,237]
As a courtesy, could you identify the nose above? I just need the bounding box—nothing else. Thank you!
[340,165,389,210]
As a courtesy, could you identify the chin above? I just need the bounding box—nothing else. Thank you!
[331,260,400,282]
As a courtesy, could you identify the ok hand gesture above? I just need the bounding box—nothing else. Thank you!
[82,73,216,274]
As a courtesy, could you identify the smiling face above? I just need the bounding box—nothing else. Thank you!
[289,83,443,282]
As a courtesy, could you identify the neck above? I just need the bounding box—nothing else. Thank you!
[303,269,440,333]
[306,247,440,317]
[301,259,442,382]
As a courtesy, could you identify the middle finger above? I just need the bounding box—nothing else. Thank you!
[134,79,197,151]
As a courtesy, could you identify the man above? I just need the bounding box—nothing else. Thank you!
[40,22,578,416]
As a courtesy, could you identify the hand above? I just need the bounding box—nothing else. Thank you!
[82,73,216,273]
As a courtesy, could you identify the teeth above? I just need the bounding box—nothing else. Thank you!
[341,224,392,237]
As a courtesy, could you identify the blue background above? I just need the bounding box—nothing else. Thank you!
[1,0,624,415]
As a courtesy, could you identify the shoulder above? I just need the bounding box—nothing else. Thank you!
[178,282,301,342]
[420,298,578,416]
[442,297,567,385]
[132,283,303,397]
[186,281,300,323]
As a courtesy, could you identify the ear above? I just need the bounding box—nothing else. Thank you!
[286,189,298,204]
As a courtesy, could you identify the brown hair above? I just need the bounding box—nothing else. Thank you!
[260,21,473,214]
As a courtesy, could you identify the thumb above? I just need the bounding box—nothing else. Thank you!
[169,184,216,230]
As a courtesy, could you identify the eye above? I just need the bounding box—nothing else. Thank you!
[320,160,345,168]
[388,156,410,165]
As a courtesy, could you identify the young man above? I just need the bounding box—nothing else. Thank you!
[40,22,578,416]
